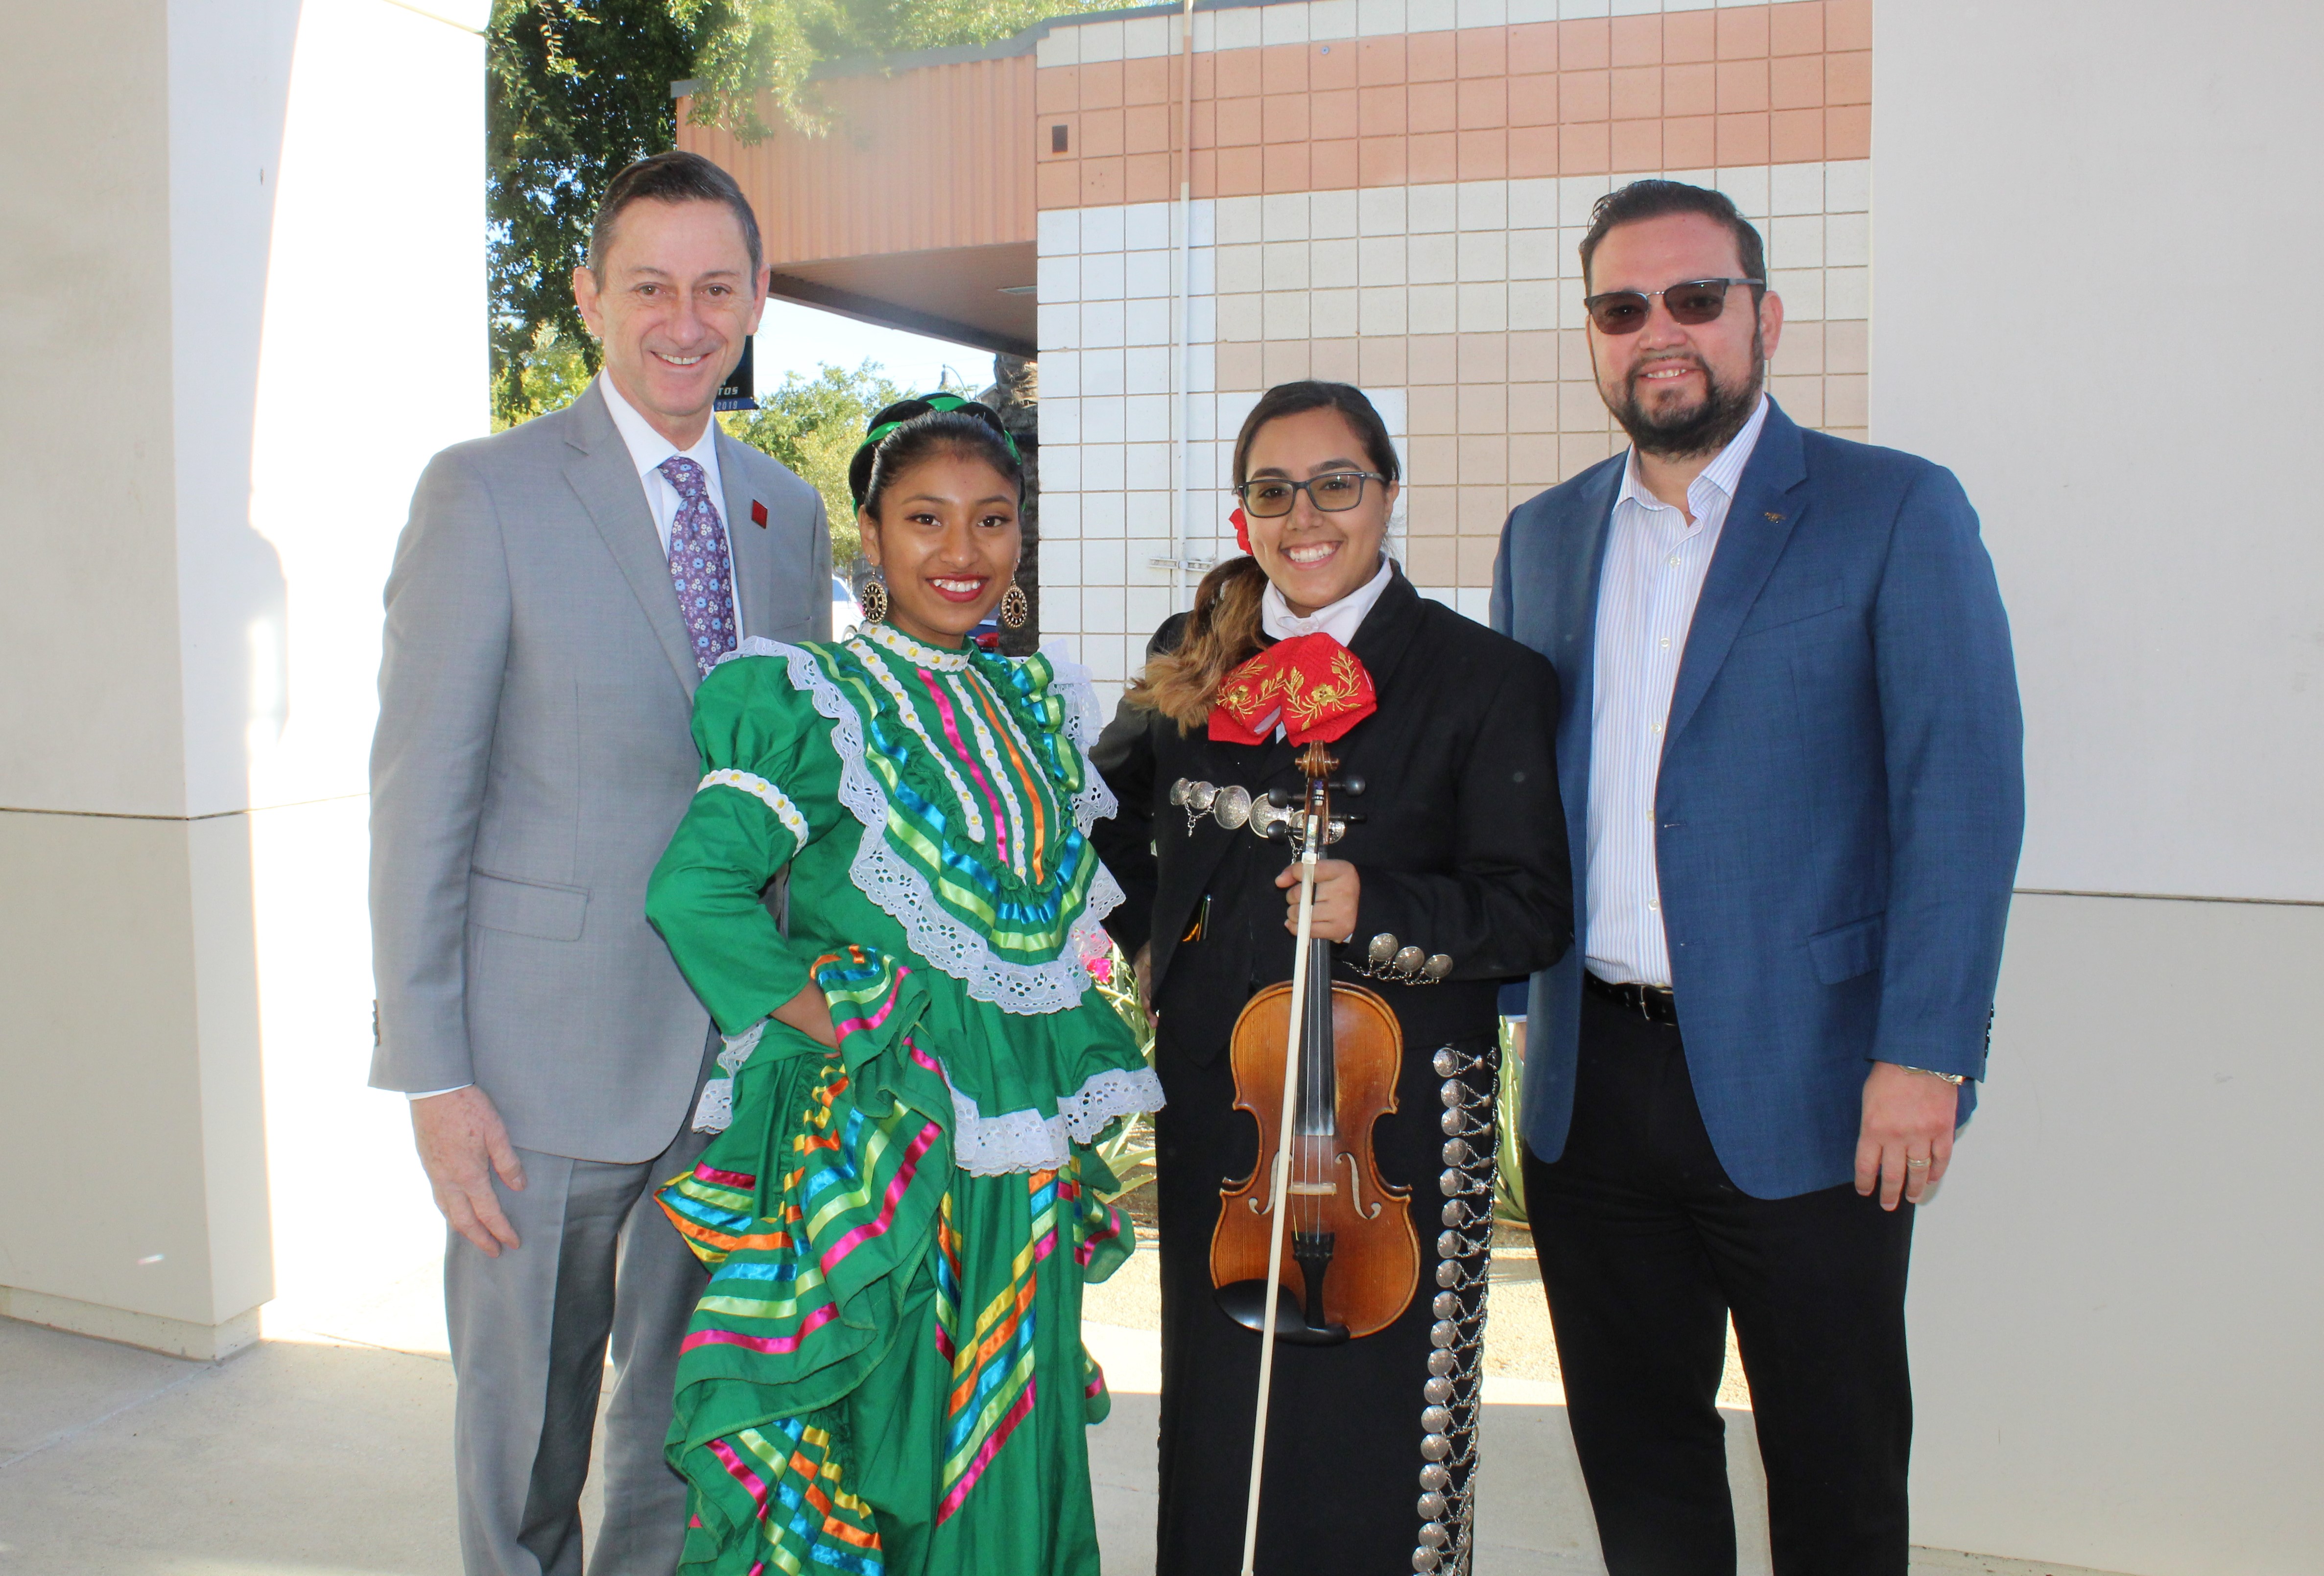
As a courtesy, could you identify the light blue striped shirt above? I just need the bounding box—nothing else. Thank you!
[1586,394,1771,987]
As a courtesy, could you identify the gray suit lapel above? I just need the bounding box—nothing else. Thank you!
[716,426,776,642]
[562,382,701,697]
[1663,402,1809,749]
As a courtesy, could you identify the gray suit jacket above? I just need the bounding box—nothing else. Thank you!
[369,380,830,1162]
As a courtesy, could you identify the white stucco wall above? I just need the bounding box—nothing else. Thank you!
[0,0,484,1354]
[1875,2,2324,1571]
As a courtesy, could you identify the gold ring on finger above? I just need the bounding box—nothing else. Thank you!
[1905,1157,1932,1169]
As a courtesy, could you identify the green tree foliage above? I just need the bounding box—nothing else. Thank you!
[492,323,596,431]
[720,360,906,568]
[672,0,1108,141]
[488,0,698,425]
[487,0,1073,421]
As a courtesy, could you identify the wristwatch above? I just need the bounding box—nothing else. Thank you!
[1896,1064,1967,1086]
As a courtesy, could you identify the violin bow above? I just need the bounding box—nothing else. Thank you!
[1237,748,1329,1576]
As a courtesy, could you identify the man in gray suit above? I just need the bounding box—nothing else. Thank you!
[370,151,829,1576]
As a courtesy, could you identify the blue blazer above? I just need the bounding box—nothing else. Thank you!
[1491,402,2024,1199]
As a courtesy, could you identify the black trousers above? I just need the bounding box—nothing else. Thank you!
[1522,989,1915,1576]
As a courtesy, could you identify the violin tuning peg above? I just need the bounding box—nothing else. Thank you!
[1266,788,1293,807]
[1339,773,1366,796]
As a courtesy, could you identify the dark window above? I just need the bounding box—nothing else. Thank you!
[1051,124,1069,154]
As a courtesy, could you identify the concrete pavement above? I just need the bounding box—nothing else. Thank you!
[1,1239,2131,1576]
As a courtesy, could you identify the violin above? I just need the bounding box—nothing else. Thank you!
[1211,742,1420,1343]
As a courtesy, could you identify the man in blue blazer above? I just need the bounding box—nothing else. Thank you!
[1491,181,2022,1573]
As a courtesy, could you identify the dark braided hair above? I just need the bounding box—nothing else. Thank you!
[849,395,1023,519]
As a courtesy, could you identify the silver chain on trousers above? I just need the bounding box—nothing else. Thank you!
[1413,1040,1499,1574]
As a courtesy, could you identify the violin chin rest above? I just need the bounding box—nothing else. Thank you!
[1215,1280,1352,1346]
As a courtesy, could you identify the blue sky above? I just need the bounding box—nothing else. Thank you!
[752,299,991,401]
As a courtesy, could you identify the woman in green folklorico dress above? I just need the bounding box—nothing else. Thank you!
[644,396,1163,1576]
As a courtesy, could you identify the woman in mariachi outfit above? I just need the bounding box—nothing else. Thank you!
[645,395,1164,1576]
[1091,382,1573,1575]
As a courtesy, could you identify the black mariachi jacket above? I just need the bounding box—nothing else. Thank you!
[1091,568,1575,1062]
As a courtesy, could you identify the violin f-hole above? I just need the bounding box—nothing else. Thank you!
[1336,1150,1382,1219]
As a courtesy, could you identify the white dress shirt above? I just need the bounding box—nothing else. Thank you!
[409,378,742,1102]
[1260,552,1394,645]
[1586,395,1771,987]
[598,376,742,637]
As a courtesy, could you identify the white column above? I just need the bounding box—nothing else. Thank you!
[1874,2,2324,1571]
[0,0,485,1360]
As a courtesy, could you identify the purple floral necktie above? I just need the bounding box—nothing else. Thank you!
[659,455,736,675]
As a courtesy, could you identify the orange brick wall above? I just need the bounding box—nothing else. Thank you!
[1034,0,1870,209]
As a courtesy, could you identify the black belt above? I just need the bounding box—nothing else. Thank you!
[1584,971,1679,1026]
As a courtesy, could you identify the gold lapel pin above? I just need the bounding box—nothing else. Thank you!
[1764,511,1785,522]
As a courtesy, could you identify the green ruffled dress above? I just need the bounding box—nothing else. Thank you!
[644,622,1163,1576]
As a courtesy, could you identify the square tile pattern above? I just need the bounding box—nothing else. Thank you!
[1033,0,1866,208]
[1038,160,1868,701]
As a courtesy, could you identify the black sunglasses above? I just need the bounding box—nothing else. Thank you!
[1234,471,1388,518]
[1583,277,1764,334]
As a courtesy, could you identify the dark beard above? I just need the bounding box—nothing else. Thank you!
[1609,341,1764,460]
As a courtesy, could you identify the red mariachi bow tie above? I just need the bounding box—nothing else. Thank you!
[1208,632,1378,745]
[1231,505,1251,553]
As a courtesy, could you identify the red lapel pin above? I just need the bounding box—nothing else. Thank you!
[750,500,769,528]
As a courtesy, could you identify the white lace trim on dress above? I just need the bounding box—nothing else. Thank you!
[1040,641,1121,833]
[763,641,1118,1017]
[857,621,972,670]
[689,1017,769,1134]
[697,769,810,846]
[944,1061,1168,1176]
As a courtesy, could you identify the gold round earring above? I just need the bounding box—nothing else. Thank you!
[858,572,889,625]
[999,577,1030,629]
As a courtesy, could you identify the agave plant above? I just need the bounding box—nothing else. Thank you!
[1086,938,1158,1197]
[1493,1015,1530,1227]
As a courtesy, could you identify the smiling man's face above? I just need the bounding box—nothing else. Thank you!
[573,196,768,446]
[1587,210,1781,460]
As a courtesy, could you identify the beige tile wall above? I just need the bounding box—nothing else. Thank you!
[1039,159,1868,697]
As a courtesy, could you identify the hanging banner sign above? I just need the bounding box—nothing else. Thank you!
[715,336,758,412]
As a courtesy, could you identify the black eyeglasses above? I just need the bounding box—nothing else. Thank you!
[1583,277,1763,334]
[1234,471,1388,517]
